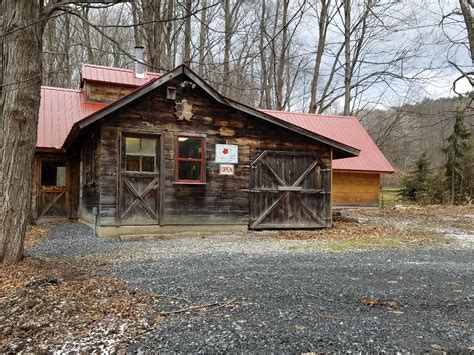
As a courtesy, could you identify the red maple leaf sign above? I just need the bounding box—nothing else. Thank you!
[222,148,229,155]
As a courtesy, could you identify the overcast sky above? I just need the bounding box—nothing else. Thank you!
[292,0,472,111]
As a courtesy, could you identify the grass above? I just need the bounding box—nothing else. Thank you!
[380,188,401,208]
[286,234,445,252]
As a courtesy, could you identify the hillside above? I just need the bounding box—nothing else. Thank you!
[361,96,473,171]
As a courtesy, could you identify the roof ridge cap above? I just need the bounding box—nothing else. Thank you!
[41,86,81,93]
[261,108,357,120]
[82,63,134,73]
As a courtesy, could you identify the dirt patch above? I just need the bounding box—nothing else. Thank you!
[351,205,474,234]
[0,257,160,352]
[264,220,448,251]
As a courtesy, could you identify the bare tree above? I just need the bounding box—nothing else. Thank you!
[343,0,351,116]
[309,0,331,113]
[198,0,207,75]
[0,0,125,264]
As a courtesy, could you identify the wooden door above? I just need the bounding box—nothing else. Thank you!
[118,134,161,225]
[249,151,331,229]
[37,159,69,218]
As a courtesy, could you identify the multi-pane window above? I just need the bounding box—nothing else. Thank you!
[125,137,156,172]
[176,136,205,182]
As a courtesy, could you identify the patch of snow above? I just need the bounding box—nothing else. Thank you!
[435,227,474,244]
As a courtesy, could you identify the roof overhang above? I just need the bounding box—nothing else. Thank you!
[64,65,360,157]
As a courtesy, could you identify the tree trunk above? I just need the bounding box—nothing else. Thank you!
[82,7,95,64]
[0,1,44,264]
[183,0,192,66]
[198,0,207,75]
[142,0,163,70]
[222,0,231,95]
[275,0,289,110]
[343,0,351,116]
[459,0,474,63]
[131,0,142,46]
[259,0,269,108]
[309,0,330,113]
[165,0,175,68]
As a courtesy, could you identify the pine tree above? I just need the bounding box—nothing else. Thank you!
[399,152,432,203]
[443,111,472,205]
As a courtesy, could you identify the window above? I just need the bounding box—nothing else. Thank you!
[166,86,176,100]
[176,136,205,183]
[125,137,156,172]
[41,161,66,187]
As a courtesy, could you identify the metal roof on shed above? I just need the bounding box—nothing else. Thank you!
[37,87,106,149]
[261,110,394,173]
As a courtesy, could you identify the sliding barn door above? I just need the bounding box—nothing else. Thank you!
[118,134,161,226]
[250,151,331,229]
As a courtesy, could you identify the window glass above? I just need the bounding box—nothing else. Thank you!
[125,137,140,154]
[41,161,66,187]
[141,138,155,155]
[142,156,155,172]
[178,161,201,181]
[125,136,156,172]
[126,156,140,171]
[178,138,202,159]
[56,167,66,186]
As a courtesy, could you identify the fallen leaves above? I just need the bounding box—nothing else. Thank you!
[264,220,445,250]
[262,205,472,250]
[0,257,160,353]
[360,297,404,315]
[24,225,50,247]
[351,205,474,234]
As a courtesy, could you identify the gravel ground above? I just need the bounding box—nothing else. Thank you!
[26,223,474,353]
[26,223,119,258]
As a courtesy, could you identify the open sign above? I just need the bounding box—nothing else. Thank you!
[219,164,235,175]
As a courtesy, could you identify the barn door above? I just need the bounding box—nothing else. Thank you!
[249,151,331,229]
[118,134,161,225]
[37,159,69,218]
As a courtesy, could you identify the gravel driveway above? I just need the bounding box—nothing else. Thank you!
[27,223,474,352]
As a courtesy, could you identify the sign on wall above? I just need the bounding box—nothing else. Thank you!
[219,164,235,175]
[215,144,238,164]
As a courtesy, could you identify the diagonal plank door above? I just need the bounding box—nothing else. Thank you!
[249,151,331,229]
[118,134,161,226]
[37,159,69,219]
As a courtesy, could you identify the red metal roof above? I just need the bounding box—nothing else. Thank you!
[81,64,162,87]
[37,87,106,149]
[261,110,394,173]
[38,64,393,173]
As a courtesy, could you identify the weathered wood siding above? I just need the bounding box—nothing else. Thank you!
[96,73,332,226]
[79,130,101,223]
[84,82,135,103]
[332,171,380,207]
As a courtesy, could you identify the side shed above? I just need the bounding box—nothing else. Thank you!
[260,110,394,207]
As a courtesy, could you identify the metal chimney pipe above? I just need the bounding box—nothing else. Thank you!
[134,46,145,78]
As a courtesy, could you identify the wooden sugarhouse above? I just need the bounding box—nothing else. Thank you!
[34,62,393,236]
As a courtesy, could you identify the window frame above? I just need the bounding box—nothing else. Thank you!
[39,158,68,189]
[124,135,158,173]
[175,135,206,184]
